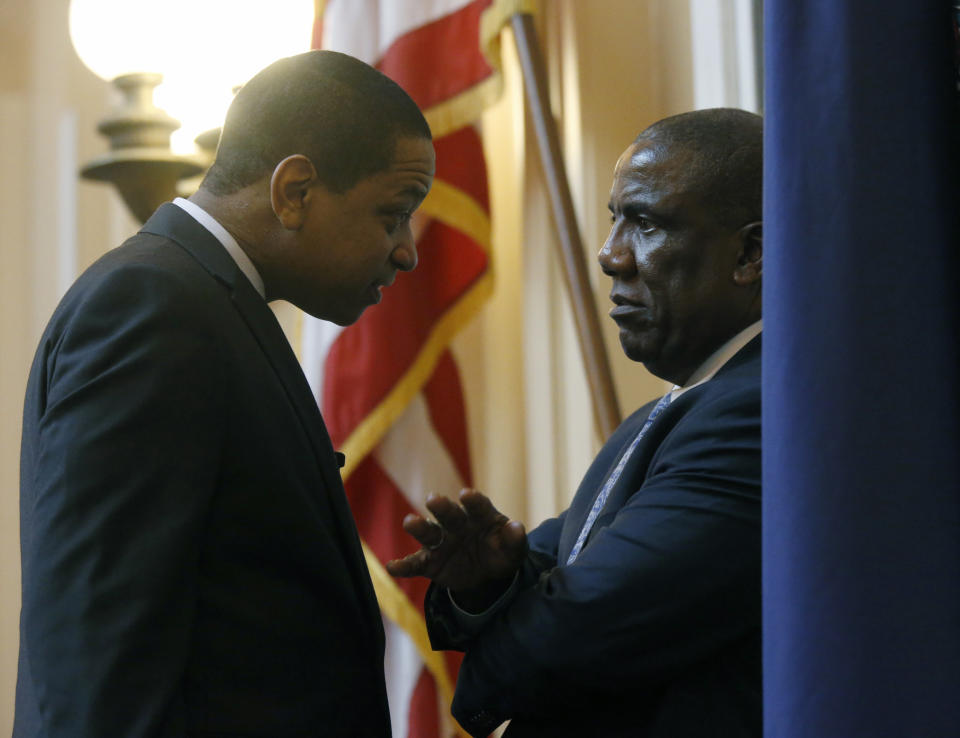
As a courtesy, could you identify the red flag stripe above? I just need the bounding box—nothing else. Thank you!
[434,126,491,213]
[346,454,432,610]
[322,119,492,457]
[408,667,442,738]
[323,222,488,449]
[310,5,525,736]
[375,0,494,111]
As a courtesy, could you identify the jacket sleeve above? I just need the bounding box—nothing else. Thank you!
[448,384,761,734]
[19,264,225,737]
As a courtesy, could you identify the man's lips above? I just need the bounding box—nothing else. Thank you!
[610,303,646,319]
[368,274,396,304]
[609,294,646,319]
[368,283,385,304]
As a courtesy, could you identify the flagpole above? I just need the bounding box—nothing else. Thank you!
[510,12,622,439]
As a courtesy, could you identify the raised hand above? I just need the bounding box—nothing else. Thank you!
[386,488,527,605]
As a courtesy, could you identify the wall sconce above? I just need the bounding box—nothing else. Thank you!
[68,0,315,223]
[77,71,207,223]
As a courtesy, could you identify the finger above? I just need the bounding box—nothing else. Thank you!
[385,549,430,578]
[401,514,445,548]
[401,512,427,532]
[458,488,502,522]
[384,555,413,577]
[500,520,528,560]
[386,557,419,578]
[425,494,468,532]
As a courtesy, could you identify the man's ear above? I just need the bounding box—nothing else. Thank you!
[733,221,762,286]
[270,155,318,230]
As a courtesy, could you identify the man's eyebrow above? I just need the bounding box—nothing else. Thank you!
[610,195,667,220]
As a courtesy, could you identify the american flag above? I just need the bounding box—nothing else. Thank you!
[302,1,529,735]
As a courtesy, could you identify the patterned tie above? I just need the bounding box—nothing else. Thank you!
[566,392,673,564]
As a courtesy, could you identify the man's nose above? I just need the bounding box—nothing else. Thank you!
[392,226,418,272]
[598,230,635,277]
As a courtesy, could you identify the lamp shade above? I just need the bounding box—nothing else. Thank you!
[68,0,314,152]
[68,0,186,82]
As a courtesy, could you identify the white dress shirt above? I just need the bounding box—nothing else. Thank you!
[173,197,266,299]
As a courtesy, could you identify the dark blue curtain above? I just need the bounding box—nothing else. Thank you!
[763,3,960,736]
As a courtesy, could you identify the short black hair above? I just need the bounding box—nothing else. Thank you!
[202,50,431,196]
[637,108,762,229]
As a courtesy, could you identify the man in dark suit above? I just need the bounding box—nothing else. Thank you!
[388,108,763,737]
[16,50,434,737]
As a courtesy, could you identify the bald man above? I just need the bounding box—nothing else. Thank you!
[390,108,763,738]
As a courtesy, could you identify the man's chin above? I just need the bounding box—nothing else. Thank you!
[299,303,366,327]
[333,306,367,326]
[619,332,656,364]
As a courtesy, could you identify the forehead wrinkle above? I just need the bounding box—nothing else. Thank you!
[391,157,434,172]
[374,159,434,198]
[391,166,434,194]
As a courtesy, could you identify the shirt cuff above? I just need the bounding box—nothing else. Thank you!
[446,573,521,636]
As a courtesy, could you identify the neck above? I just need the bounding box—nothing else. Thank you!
[189,188,269,274]
[648,317,763,387]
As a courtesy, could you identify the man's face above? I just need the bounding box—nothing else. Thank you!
[280,136,435,325]
[599,139,748,385]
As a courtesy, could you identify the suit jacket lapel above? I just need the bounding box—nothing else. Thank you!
[556,407,652,561]
[227,279,384,631]
[141,204,384,646]
[614,335,763,501]
[610,335,762,506]
[561,334,763,558]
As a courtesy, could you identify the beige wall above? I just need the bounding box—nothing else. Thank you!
[459,0,691,527]
[0,0,692,731]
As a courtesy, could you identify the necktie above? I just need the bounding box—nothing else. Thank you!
[566,392,673,564]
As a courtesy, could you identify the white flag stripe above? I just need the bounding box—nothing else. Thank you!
[382,615,423,738]
[321,0,477,64]
[300,314,344,405]
[375,392,465,512]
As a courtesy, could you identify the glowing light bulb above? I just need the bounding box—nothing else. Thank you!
[69,0,315,154]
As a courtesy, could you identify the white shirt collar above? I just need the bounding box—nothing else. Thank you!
[172,197,266,299]
[670,319,763,399]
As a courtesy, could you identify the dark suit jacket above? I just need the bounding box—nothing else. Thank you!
[427,337,762,738]
[15,204,390,737]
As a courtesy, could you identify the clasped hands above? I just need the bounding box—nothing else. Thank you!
[386,489,527,613]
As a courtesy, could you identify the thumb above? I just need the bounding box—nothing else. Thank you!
[501,520,527,558]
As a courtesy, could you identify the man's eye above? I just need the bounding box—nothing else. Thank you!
[385,211,412,234]
[629,212,655,231]
[611,211,654,231]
